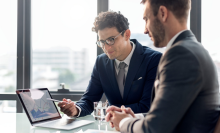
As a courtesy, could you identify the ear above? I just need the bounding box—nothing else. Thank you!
[124,29,131,41]
[157,6,168,23]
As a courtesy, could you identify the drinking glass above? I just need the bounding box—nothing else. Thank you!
[93,101,109,121]
[93,101,109,130]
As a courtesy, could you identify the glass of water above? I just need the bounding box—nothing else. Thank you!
[93,101,109,122]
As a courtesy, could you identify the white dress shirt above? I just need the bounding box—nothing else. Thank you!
[75,41,136,117]
[119,30,188,129]
[114,41,136,79]
[164,30,188,54]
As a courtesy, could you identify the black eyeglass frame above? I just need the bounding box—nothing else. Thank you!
[96,30,126,48]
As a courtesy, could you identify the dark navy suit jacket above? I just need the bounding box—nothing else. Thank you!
[76,39,162,117]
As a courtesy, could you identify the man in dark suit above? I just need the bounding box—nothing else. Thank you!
[58,11,162,117]
[106,0,220,133]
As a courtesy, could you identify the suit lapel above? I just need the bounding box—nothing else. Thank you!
[105,58,123,101]
[123,40,144,103]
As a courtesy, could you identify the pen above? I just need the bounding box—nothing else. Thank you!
[47,98,64,102]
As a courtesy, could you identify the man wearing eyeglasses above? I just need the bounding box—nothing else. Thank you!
[58,11,162,118]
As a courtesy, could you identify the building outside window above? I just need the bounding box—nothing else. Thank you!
[202,0,220,92]
[31,0,97,91]
[0,0,17,113]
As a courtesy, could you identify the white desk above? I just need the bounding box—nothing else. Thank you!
[0,113,118,133]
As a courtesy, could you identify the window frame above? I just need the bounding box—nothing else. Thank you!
[0,0,201,113]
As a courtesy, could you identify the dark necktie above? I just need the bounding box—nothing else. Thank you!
[116,62,127,98]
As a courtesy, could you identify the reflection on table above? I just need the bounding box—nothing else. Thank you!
[0,113,117,133]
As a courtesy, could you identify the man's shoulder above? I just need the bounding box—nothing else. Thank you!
[170,39,205,57]
[175,38,201,48]
[131,39,162,58]
[95,53,110,65]
[140,45,162,62]
[97,53,108,59]
[142,46,162,57]
[164,40,207,67]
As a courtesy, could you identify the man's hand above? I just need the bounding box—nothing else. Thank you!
[58,98,79,117]
[108,107,133,131]
[105,105,135,130]
[106,105,135,122]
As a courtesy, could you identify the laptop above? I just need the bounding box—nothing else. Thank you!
[16,88,94,130]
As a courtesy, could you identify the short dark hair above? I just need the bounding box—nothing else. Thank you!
[141,0,191,21]
[92,11,129,35]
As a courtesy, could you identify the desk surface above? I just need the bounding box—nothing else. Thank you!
[0,113,118,133]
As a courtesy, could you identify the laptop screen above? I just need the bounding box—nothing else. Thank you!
[16,88,61,124]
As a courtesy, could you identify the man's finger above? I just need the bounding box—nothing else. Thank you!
[66,99,72,103]
[57,102,63,107]
[61,102,74,112]
[110,122,114,128]
[106,106,122,112]
[63,98,67,101]
[58,101,67,107]
[109,114,114,122]
[60,107,64,112]
[121,105,126,113]
[105,112,112,122]
[109,111,116,116]
[120,106,135,118]
[126,107,135,117]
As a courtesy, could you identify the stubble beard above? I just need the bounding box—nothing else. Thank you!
[152,17,165,48]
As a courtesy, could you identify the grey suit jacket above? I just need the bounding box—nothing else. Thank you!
[121,30,220,133]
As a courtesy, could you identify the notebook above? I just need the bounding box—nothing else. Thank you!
[16,88,94,130]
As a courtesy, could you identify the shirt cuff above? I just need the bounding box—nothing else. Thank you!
[119,117,132,129]
[75,105,82,117]
[134,113,145,119]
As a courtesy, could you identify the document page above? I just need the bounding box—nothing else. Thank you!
[84,129,120,133]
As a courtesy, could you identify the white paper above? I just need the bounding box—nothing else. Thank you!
[84,129,120,133]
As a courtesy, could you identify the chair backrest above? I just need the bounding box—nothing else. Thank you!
[214,116,220,133]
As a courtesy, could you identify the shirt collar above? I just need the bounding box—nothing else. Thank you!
[115,41,136,68]
[166,30,188,51]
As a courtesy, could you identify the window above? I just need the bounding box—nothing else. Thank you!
[0,100,16,113]
[202,0,220,91]
[0,0,203,113]
[31,0,97,91]
[109,0,190,53]
[0,0,17,93]
[109,0,164,52]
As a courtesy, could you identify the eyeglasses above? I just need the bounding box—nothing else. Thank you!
[96,30,125,48]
